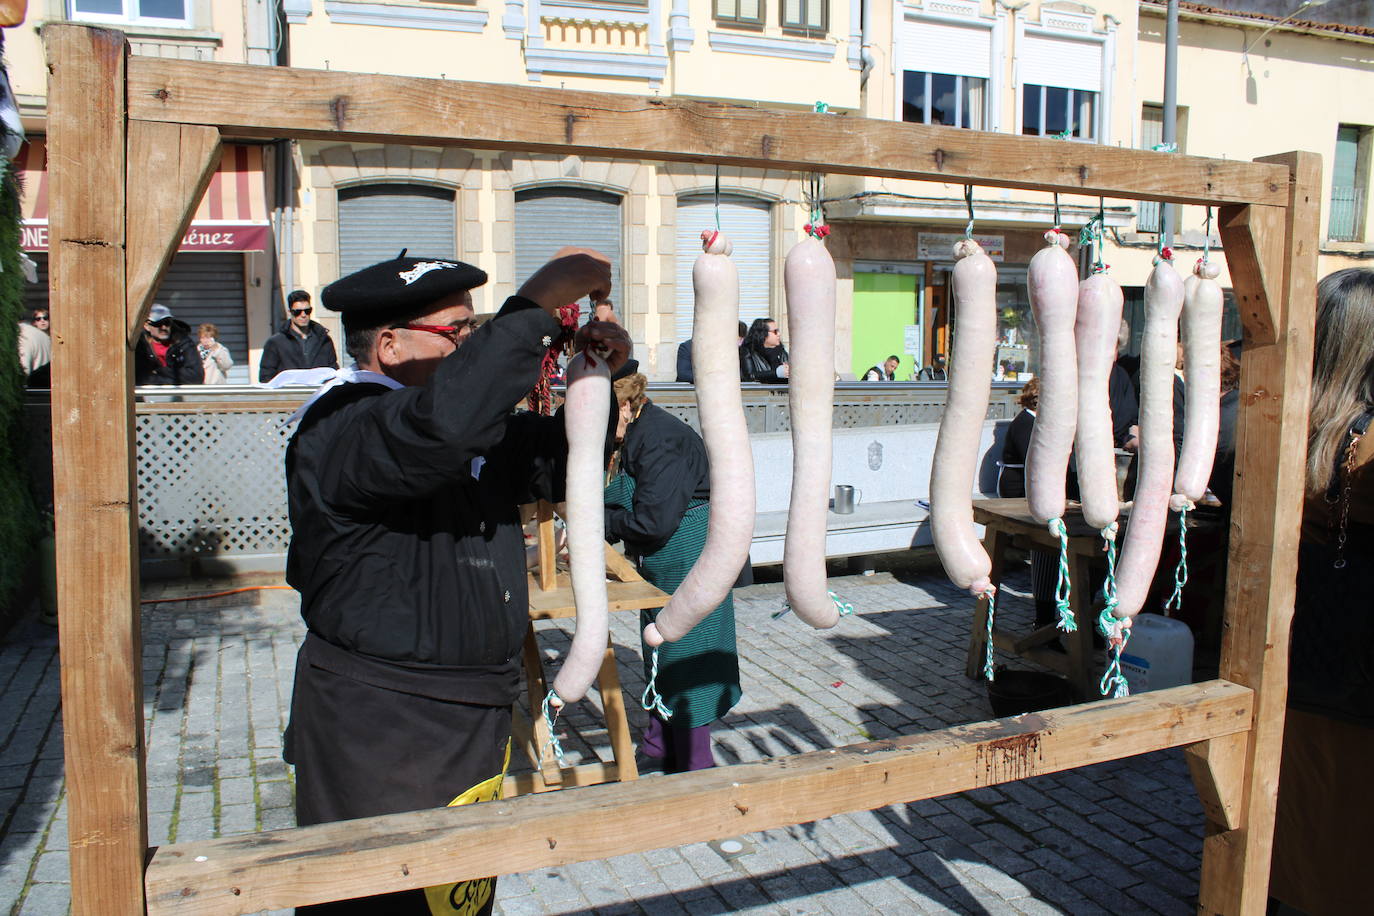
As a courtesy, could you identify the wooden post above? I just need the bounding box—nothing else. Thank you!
[47,25,147,916]
[1198,152,1321,915]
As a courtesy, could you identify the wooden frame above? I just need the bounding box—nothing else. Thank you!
[46,24,1318,916]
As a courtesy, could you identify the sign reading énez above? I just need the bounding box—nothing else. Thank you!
[21,222,269,253]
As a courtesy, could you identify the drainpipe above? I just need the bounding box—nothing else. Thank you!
[859,0,875,86]
[274,0,295,300]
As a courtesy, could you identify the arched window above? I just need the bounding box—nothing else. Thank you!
[338,184,457,277]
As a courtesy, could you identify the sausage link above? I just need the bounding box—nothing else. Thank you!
[1171,260,1224,508]
[1075,272,1125,530]
[1114,258,1185,622]
[930,239,998,597]
[551,350,611,702]
[1025,233,1080,525]
[782,236,841,627]
[645,230,756,646]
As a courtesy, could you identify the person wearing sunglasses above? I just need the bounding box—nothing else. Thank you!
[257,288,339,383]
[18,308,52,388]
[280,250,629,915]
[134,303,204,385]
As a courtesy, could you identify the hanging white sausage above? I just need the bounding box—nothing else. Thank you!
[643,230,757,648]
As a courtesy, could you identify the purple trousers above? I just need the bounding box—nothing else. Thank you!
[640,716,715,773]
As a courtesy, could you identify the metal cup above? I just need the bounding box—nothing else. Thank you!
[834,484,862,515]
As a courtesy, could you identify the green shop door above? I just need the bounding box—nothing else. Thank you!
[852,271,919,380]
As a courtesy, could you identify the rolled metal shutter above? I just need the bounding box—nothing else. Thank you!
[1021,32,1102,92]
[674,194,771,342]
[902,18,992,78]
[514,188,623,318]
[151,253,251,384]
[338,184,457,278]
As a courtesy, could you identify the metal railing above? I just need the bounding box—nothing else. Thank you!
[24,382,1020,578]
[1329,185,1366,242]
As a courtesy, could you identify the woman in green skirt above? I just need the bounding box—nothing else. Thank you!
[604,373,742,772]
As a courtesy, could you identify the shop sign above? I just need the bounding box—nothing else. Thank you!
[903,325,921,355]
[21,220,270,253]
[918,232,1005,261]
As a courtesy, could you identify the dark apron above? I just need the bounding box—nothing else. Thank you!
[605,473,742,729]
[285,633,519,915]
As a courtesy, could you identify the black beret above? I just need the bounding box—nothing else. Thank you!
[321,250,487,321]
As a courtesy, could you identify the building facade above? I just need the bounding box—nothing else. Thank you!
[7,0,1374,381]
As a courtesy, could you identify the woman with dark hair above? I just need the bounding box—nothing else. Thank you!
[739,317,789,383]
[604,373,742,773]
[1271,268,1374,914]
[997,377,1039,498]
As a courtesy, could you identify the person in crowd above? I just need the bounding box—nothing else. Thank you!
[918,354,947,381]
[197,323,234,385]
[258,289,338,383]
[997,377,1038,499]
[677,321,746,384]
[604,372,741,774]
[739,317,789,383]
[1111,320,1139,450]
[18,307,50,388]
[592,299,619,325]
[863,355,901,382]
[1209,342,1241,506]
[281,249,626,915]
[135,303,204,385]
[1271,268,1374,915]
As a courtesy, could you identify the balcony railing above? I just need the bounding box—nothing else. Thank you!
[1329,185,1366,242]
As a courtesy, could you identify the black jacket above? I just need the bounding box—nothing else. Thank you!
[135,320,204,385]
[676,339,694,383]
[284,296,567,668]
[606,401,710,554]
[740,343,788,383]
[259,319,339,382]
[998,409,1035,498]
[1109,362,1139,448]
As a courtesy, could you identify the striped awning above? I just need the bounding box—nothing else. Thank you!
[18,139,272,253]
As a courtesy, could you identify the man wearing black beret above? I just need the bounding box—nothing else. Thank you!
[282,248,629,915]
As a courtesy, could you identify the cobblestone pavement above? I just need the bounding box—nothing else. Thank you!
[1,560,1209,915]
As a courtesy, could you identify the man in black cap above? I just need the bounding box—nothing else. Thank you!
[282,248,628,915]
[135,303,205,385]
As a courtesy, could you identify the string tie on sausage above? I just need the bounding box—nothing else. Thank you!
[829,591,855,617]
[641,647,672,720]
[1047,518,1076,633]
[1163,503,1190,616]
[981,585,997,681]
[1097,614,1131,698]
[541,689,568,766]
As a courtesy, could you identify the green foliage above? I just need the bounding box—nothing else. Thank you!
[0,156,40,615]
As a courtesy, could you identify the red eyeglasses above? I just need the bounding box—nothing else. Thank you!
[392,320,477,345]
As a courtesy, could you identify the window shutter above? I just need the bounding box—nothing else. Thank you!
[514,188,623,317]
[902,19,992,79]
[338,184,457,278]
[152,253,251,384]
[1021,32,1102,92]
[675,195,771,343]
[784,0,801,27]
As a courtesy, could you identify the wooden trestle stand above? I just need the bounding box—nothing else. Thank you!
[48,23,1317,915]
[507,500,667,796]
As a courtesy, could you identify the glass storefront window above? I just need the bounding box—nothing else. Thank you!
[995,268,1034,379]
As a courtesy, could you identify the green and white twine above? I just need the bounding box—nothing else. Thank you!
[1164,503,1190,615]
[1048,518,1076,633]
[541,689,567,766]
[772,591,856,620]
[641,647,672,719]
[1098,524,1130,698]
[982,586,998,681]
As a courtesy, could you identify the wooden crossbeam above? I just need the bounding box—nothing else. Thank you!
[124,58,1288,207]
[144,681,1252,915]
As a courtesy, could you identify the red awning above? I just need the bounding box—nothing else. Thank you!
[18,139,271,253]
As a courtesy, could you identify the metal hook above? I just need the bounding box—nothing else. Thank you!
[964,185,975,239]
[1053,192,1061,229]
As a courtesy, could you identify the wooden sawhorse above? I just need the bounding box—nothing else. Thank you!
[507,501,667,796]
[964,498,1107,699]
